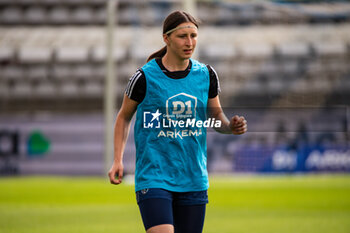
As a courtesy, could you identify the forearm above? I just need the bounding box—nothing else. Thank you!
[113,113,131,164]
[211,109,232,134]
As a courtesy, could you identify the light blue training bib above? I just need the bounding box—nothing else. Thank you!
[134,58,210,192]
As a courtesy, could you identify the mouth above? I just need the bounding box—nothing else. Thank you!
[183,49,192,55]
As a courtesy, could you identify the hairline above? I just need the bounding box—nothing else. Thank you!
[164,24,198,36]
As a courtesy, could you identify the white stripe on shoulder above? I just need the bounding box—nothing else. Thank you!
[128,72,142,97]
[209,65,221,93]
[125,71,138,95]
[125,70,142,96]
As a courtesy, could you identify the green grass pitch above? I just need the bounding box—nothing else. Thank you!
[0,174,349,233]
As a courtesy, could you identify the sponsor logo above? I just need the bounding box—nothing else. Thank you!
[306,150,350,169]
[166,93,197,120]
[142,93,221,139]
[141,189,149,194]
[272,150,297,170]
[143,109,161,129]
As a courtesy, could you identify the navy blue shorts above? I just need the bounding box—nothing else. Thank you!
[136,188,208,232]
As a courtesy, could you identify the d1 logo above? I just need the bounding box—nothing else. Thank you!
[166,93,197,120]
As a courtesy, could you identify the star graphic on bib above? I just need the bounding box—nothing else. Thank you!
[151,109,162,122]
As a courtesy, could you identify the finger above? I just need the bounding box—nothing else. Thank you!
[117,169,124,184]
[233,125,247,134]
[240,124,247,131]
[238,119,248,126]
[234,122,245,128]
[235,117,245,126]
[236,120,247,128]
[231,116,241,128]
[108,170,118,184]
[239,126,248,133]
[234,130,246,135]
[232,115,240,122]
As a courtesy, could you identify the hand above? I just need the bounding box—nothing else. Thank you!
[229,115,247,135]
[108,161,124,185]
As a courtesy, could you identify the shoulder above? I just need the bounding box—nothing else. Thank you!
[128,68,144,83]
[190,59,210,80]
[141,59,157,72]
[206,64,221,98]
[205,64,218,77]
[125,68,145,97]
[190,58,208,70]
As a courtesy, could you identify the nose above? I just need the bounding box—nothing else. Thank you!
[185,35,192,46]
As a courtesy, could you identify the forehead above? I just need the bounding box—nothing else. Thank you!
[172,22,198,35]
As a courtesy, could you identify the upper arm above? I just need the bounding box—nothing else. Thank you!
[125,69,146,103]
[118,94,139,122]
[206,65,221,99]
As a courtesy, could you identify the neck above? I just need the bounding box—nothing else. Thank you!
[162,53,189,72]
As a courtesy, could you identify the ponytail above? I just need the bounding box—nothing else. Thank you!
[147,46,167,62]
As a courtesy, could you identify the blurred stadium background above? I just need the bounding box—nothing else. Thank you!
[0,1,350,233]
[0,0,349,176]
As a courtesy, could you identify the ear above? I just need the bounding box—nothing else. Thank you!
[163,34,170,46]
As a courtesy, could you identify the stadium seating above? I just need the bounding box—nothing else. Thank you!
[0,0,349,26]
[0,26,349,110]
[0,1,349,113]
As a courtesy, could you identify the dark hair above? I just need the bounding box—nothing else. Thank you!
[147,11,200,62]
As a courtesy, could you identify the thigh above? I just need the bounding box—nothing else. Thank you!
[172,190,208,233]
[173,204,206,233]
[136,189,174,231]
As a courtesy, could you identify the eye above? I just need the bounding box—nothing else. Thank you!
[191,34,197,38]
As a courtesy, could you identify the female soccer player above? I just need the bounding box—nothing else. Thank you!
[108,10,247,233]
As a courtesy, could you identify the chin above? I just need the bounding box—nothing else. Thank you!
[182,54,192,59]
[176,52,192,60]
